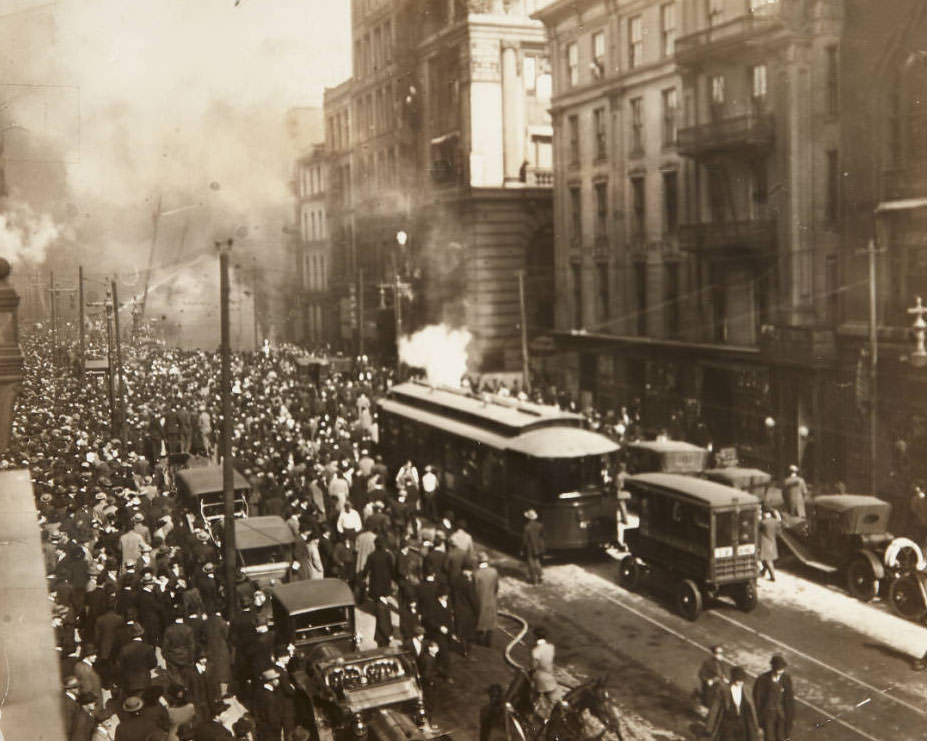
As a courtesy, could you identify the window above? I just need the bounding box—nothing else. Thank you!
[660,3,675,58]
[572,263,583,330]
[594,181,608,238]
[630,175,646,241]
[593,107,606,159]
[826,149,839,225]
[384,20,392,63]
[532,135,552,169]
[630,98,644,154]
[524,55,537,92]
[665,262,680,337]
[569,186,582,246]
[662,88,677,146]
[568,114,580,164]
[592,31,606,77]
[711,75,725,105]
[826,254,839,322]
[662,170,678,234]
[567,42,579,87]
[629,16,643,69]
[597,263,609,322]
[826,45,839,116]
[751,64,767,115]
[634,262,647,335]
[373,27,381,69]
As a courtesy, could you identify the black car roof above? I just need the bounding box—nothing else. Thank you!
[272,578,355,613]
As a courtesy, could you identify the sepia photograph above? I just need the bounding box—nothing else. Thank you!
[0,0,926,738]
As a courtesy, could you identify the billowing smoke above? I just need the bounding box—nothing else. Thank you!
[0,199,67,263]
[399,324,472,388]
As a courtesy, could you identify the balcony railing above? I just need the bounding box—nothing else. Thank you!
[677,114,774,158]
[524,166,553,187]
[882,165,927,201]
[678,219,776,255]
[759,324,837,368]
[675,6,783,62]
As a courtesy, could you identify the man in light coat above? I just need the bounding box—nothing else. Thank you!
[530,626,563,719]
[473,551,499,647]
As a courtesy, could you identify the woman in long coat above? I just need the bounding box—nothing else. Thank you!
[473,552,499,646]
[757,510,780,581]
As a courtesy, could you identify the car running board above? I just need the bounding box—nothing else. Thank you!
[777,530,839,573]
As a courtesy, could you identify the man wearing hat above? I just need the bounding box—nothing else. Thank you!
[521,509,546,585]
[474,551,499,647]
[753,655,795,741]
[115,695,163,741]
[116,621,157,698]
[61,675,81,735]
[707,665,759,740]
[530,626,563,719]
[783,465,808,520]
[254,667,283,741]
[70,690,99,741]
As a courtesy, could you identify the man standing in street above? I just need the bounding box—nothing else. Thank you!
[708,666,759,740]
[521,509,545,585]
[783,465,808,520]
[473,551,499,647]
[758,509,781,582]
[753,655,795,741]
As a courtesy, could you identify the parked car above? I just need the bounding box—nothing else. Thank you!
[270,579,447,740]
[234,515,296,588]
[175,465,249,540]
[619,473,760,621]
[773,494,925,602]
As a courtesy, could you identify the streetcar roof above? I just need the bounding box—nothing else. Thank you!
[234,516,296,550]
[272,578,355,613]
[378,398,509,449]
[506,427,619,457]
[702,467,772,487]
[175,465,250,497]
[382,381,585,435]
[627,473,760,507]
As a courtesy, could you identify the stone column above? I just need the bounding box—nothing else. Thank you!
[501,40,525,184]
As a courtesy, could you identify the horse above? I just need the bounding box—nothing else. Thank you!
[496,672,624,741]
[544,677,624,741]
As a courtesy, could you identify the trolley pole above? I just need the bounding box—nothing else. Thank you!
[218,240,238,620]
[49,271,58,366]
[517,270,531,394]
[104,289,115,436]
[78,266,85,377]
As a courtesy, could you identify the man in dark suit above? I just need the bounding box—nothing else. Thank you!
[254,667,283,741]
[191,700,234,740]
[363,537,394,601]
[423,587,454,680]
[93,601,125,688]
[136,571,166,646]
[521,509,545,585]
[708,666,759,741]
[752,655,795,741]
[116,623,157,698]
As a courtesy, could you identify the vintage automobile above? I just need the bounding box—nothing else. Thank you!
[624,440,709,476]
[175,465,249,540]
[270,579,447,740]
[773,494,924,602]
[234,515,296,588]
[619,473,760,621]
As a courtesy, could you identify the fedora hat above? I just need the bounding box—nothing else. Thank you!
[122,696,144,713]
[524,509,538,520]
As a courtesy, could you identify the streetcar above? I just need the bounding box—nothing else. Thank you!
[377,381,619,550]
[624,440,709,475]
[619,473,760,620]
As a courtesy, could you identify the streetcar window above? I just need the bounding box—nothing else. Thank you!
[536,455,606,499]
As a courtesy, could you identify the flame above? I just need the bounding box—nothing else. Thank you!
[399,324,472,388]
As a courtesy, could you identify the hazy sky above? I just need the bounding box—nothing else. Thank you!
[0,0,352,272]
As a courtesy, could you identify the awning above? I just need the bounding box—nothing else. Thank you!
[875,198,927,213]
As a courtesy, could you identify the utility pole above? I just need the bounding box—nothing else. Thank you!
[358,267,364,357]
[858,238,884,495]
[252,256,259,352]
[104,288,115,436]
[517,270,531,394]
[394,272,403,358]
[111,279,125,441]
[49,271,57,366]
[78,266,85,377]
[218,239,238,620]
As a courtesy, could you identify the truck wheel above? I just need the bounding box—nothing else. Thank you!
[846,557,878,602]
[735,581,758,612]
[889,574,927,621]
[619,556,640,590]
[676,579,702,621]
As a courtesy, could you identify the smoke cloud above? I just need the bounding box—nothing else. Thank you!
[399,324,472,388]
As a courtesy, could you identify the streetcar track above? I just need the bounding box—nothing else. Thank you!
[709,609,927,719]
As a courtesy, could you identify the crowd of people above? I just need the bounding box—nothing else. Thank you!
[14,327,524,740]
